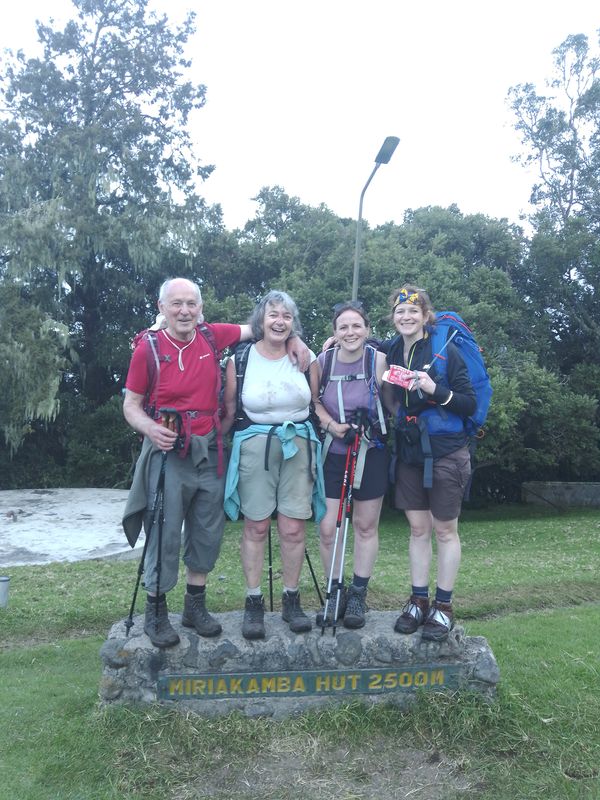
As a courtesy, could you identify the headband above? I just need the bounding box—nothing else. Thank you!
[393,288,419,308]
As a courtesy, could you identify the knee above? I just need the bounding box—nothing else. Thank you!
[434,523,459,544]
[353,523,378,542]
[409,525,432,540]
[243,519,270,542]
[279,519,306,543]
[319,526,336,548]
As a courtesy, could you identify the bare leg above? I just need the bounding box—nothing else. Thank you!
[432,515,461,591]
[351,496,384,578]
[404,509,434,587]
[277,513,306,588]
[240,517,271,588]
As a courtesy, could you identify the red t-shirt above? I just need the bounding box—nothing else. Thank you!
[126,323,241,435]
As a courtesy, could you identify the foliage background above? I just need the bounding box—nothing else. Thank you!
[1,1,599,499]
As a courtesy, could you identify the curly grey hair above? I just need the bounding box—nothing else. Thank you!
[249,290,303,341]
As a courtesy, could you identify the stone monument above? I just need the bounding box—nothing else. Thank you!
[100,609,499,719]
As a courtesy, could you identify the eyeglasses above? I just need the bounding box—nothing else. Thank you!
[333,300,364,314]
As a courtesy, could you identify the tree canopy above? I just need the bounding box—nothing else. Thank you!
[0,8,598,500]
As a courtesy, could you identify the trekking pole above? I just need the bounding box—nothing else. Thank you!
[331,411,364,636]
[124,448,167,636]
[267,523,274,611]
[320,443,352,635]
[304,545,324,606]
[320,410,366,635]
[153,409,182,622]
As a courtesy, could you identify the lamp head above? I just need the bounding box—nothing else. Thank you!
[374,136,400,164]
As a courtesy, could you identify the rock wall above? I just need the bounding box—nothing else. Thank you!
[100,610,499,719]
[522,481,600,508]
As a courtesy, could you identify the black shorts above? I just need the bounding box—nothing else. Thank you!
[324,446,389,501]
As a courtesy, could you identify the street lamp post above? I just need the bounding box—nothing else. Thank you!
[351,135,400,301]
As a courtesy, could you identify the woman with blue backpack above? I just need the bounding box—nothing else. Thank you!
[383,285,477,641]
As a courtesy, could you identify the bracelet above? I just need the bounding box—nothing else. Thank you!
[440,391,454,407]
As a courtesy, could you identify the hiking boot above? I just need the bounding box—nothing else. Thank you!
[144,597,180,648]
[281,590,312,633]
[242,594,266,640]
[421,601,454,642]
[316,585,347,627]
[343,585,368,629]
[182,592,222,637]
[394,595,430,635]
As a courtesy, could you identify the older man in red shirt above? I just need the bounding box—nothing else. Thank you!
[123,277,306,648]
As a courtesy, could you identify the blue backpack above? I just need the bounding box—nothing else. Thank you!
[428,311,492,438]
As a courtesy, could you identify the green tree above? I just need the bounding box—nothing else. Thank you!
[509,33,600,372]
[0,0,215,406]
[0,282,68,452]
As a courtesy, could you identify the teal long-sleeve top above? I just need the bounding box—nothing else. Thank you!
[224,421,326,523]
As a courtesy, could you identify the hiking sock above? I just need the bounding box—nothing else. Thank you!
[435,587,453,605]
[187,584,205,596]
[412,585,429,599]
[246,586,262,597]
[147,593,166,604]
[283,585,299,594]
[352,574,370,589]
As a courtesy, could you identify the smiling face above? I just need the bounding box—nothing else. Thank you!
[334,309,369,357]
[158,279,203,342]
[392,300,426,342]
[262,302,294,346]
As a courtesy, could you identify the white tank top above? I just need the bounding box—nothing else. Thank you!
[239,345,315,424]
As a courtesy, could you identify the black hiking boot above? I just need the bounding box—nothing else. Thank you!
[394,595,430,635]
[316,584,347,627]
[144,597,180,648]
[343,585,368,629]
[242,594,266,640]
[182,592,222,637]
[281,590,312,633]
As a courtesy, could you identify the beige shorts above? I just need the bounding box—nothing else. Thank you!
[237,433,317,521]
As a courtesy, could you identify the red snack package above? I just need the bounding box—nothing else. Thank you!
[382,365,414,388]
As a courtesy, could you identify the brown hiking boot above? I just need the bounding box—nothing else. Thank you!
[144,597,180,648]
[394,595,430,634]
[421,601,454,641]
[281,590,312,633]
[182,592,222,637]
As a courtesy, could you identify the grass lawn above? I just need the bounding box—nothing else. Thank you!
[1,505,599,799]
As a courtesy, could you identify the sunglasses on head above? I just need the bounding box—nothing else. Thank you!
[333,300,364,314]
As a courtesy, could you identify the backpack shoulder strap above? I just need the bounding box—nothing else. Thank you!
[233,341,253,420]
[318,347,336,397]
[364,344,387,435]
[143,330,161,418]
[197,322,219,359]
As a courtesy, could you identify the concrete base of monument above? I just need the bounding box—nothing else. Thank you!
[99,610,499,719]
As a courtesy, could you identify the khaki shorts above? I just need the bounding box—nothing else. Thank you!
[238,433,316,521]
[395,446,471,521]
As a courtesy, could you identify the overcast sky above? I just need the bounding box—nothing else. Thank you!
[1,1,599,230]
